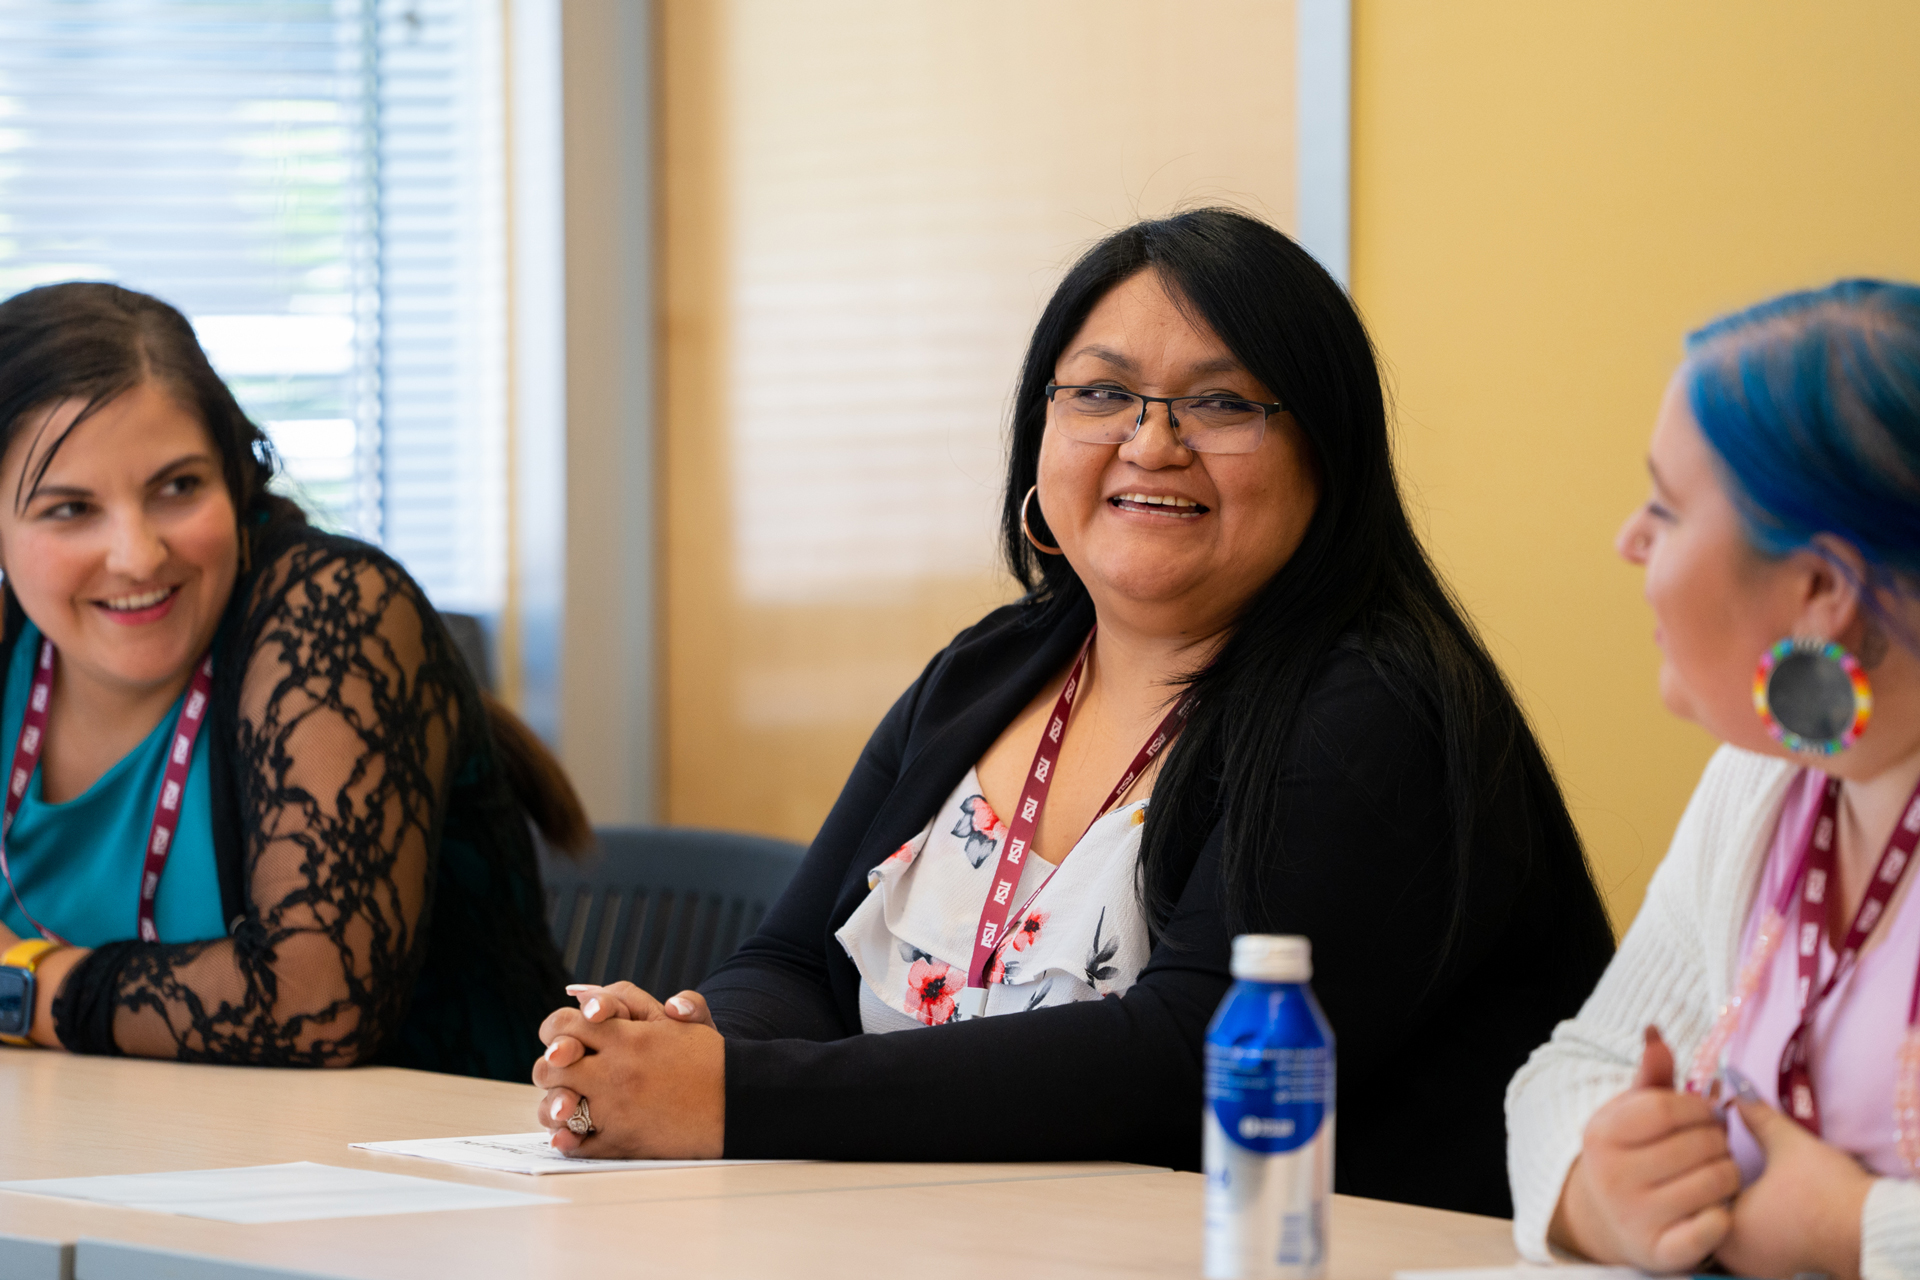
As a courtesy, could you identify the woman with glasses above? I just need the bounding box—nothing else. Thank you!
[536,208,1614,1215]
[0,282,582,1078]
[1508,281,1920,1280]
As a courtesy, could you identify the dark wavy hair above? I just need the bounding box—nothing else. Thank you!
[1003,209,1592,953]
[0,281,592,854]
[0,282,305,533]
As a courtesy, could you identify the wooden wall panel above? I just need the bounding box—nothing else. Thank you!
[660,0,1297,841]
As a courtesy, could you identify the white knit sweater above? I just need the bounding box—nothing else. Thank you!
[1505,744,1920,1278]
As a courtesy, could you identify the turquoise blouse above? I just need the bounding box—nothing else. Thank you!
[0,623,225,946]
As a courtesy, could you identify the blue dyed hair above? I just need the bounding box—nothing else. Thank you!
[1685,279,1920,597]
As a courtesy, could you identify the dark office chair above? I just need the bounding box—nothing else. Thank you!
[539,827,808,994]
[437,611,495,693]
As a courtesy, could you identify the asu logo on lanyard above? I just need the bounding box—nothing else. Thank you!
[0,639,215,947]
[956,627,1193,1020]
[1775,774,1920,1135]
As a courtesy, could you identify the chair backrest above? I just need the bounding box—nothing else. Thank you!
[437,611,495,693]
[539,826,807,994]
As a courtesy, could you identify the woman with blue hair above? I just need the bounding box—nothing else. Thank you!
[1508,280,1920,1280]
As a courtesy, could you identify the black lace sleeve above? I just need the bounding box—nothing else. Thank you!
[54,541,460,1065]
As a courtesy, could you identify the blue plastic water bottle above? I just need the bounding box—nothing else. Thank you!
[1203,934,1335,1280]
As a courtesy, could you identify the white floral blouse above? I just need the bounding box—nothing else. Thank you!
[835,767,1152,1032]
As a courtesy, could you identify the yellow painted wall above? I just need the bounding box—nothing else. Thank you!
[1350,2,1920,929]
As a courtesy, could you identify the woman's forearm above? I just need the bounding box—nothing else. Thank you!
[30,945,89,1048]
[723,973,1220,1165]
[54,932,399,1065]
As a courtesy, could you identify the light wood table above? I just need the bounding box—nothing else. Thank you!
[0,1051,1521,1280]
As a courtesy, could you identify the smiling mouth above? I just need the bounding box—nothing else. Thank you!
[95,586,179,614]
[1110,492,1209,518]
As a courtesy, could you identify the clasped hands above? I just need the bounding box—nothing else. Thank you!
[1551,1026,1872,1279]
[533,981,725,1159]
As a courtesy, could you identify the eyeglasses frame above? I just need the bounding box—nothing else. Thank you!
[1042,383,1285,453]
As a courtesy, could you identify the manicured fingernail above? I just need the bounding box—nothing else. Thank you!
[668,996,693,1016]
[1724,1065,1760,1104]
[584,998,602,1019]
[544,1041,562,1063]
[551,1096,568,1121]
[566,984,595,994]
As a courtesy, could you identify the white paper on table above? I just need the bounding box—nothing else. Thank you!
[1396,1269,1650,1280]
[352,1132,803,1176]
[0,1161,563,1224]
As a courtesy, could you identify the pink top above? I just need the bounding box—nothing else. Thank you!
[1726,768,1920,1182]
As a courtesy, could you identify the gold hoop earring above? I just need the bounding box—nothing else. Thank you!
[1021,485,1062,556]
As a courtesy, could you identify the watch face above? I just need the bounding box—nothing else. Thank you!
[0,967,31,1037]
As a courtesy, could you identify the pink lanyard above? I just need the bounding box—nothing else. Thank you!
[0,638,214,946]
[957,629,1193,1019]
[1774,773,1920,1133]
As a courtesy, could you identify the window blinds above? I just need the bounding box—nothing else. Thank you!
[376,0,506,614]
[0,0,504,615]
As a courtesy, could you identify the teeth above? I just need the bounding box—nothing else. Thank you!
[103,587,173,612]
[1116,492,1199,508]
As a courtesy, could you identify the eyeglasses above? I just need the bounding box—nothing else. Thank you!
[1043,384,1282,455]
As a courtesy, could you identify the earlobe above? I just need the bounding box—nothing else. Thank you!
[1858,616,1891,670]
[1797,536,1872,642]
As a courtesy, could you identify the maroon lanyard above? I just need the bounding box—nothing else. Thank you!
[1777,772,1920,1133]
[957,629,1193,1018]
[0,638,214,946]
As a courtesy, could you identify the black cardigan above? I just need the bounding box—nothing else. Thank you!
[704,595,1615,1218]
[33,521,567,1080]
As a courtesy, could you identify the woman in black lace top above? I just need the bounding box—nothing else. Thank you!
[0,282,580,1080]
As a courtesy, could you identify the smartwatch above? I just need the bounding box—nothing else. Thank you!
[0,938,61,1046]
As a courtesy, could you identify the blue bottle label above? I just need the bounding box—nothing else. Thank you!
[1205,1042,1331,1154]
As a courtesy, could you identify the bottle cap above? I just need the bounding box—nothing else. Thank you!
[1230,934,1311,982]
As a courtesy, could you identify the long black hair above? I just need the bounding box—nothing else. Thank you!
[1003,209,1592,957]
[0,281,593,854]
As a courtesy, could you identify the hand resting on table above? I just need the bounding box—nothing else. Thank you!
[533,981,725,1159]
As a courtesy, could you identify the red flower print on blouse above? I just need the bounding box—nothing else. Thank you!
[952,794,1006,869]
[904,957,963,1025]
[959,794,1002,836]
[867,838,920,888]
[986,911,1047,985]
[1009,910,1048,952]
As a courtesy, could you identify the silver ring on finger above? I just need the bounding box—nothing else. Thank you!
[566,1094,596,1137]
